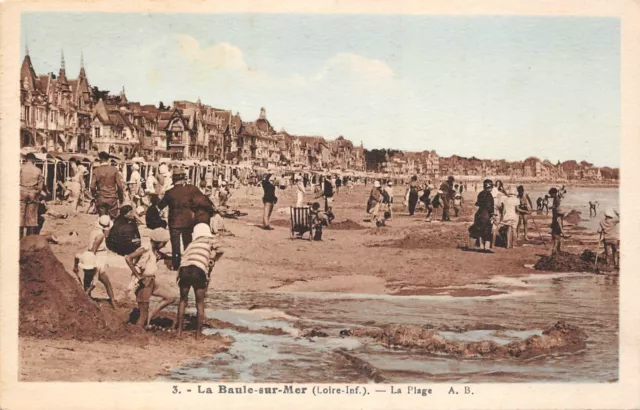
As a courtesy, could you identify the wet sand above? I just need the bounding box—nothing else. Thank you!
[19,184,607,381]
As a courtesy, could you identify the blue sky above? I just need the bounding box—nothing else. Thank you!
[21,13,620,167]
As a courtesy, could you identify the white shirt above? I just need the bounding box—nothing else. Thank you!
[146,174,157,192]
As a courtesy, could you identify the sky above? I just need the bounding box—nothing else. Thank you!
[21,13,620,167]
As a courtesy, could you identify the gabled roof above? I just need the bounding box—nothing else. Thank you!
[256,118,274,134]
[35,75,50,94]
[20,55,37,90]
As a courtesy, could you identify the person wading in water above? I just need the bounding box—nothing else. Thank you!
[516,185,534,241]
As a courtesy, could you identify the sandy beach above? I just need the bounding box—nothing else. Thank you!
[19,183,613,381]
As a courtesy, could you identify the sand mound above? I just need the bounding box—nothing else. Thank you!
[564,209,582,224]
[329,219,365,230]
[348,321,587,359]
[534,251,597,273]
[19,236,130,340]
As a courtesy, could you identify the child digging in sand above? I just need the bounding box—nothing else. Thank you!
[176,223,224,339]
[129,240,177,329]
[598,208,620,270]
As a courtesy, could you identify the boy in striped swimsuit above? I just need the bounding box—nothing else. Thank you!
[176,223,224,339]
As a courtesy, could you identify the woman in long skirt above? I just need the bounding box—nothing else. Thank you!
[468,179,495,251]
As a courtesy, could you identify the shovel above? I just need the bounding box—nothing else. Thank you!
[529,215,548,249]
[594,233,603,272]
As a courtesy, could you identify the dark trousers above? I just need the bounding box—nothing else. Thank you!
[169,227,193,270]
[408,192,418,215]
[442,203,451,221]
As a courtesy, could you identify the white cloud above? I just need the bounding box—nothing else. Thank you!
[312,52,395,83]
[176,34,248,70]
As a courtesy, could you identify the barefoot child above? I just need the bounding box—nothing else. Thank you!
[130,241,177,328]
[176,223,224,339]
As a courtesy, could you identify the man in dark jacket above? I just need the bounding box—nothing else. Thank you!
[158,168,208,269]
[90,151,124,219]
[440,176,455,222]
[322,175,334,213]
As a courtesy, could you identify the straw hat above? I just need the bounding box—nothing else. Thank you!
[374,181,381,187]
[172,168,186,180]
[193,223,213,240]
[96,215,113,230]
[604,208,615,218]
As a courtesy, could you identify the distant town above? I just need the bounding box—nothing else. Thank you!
[20,51,619,182]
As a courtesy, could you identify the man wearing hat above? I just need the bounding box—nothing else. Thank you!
[598,208,620,270]
[128,163,142,206]
[158,168,208,269]
[20,153,44,238]
[91,152,125,219]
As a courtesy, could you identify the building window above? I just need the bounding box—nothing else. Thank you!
[94,127,101,138]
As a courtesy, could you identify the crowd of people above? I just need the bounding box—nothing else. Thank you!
[20,152,621,338]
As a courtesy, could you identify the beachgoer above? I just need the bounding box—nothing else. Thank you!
[536,197,543,211]
[130,242,177,328]
[543,195,550,214]
[72,214,116,308]
[500,186,521,248]
[129,163,142,206]
[367,181,383,225]
[262,173,277,230]
[146,169,157,196]
[589,201,600,218]
[490,180,506,247]
[335,176,342,194]
[440,176,455,222]
[384,181,394,219]
[598,209,620,269]
[20,153,44,238]
[91,151,125,219]
[217,181,232,209]
[205,166,214,188]
[420,184,433,221]
[516,185,534,241]
[72,251,116,309]
[468,179,495,252]
[295,175,306,207]
[321,175,335,213]
[405,175,419,216]
[308,202,329,240]
[158,168,204,269]
[453,191,463,217]
[176,223,224,339]
[549,188,567,256]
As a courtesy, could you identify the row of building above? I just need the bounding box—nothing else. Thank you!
[20,50,617,180]
[20,51,367,171]
[379,151,615,180]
